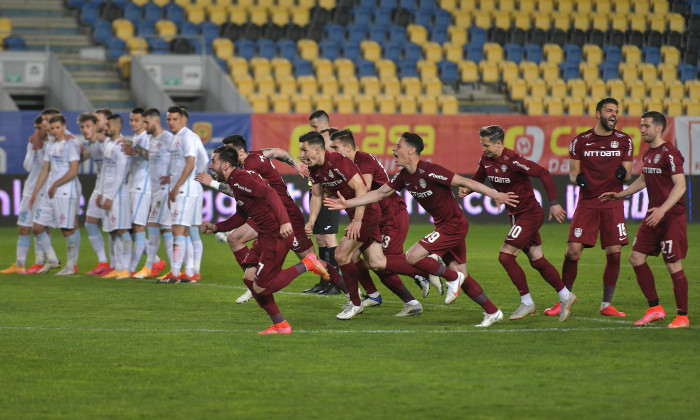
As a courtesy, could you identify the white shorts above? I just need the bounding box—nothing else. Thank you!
[148,188,172,227]
[192,192,203,226]
[102,191,131,232]
[18,195,34,227]
[130,191,152,226]
[34,194,78,229]
[170,195,197,227]
[86,189,103,219]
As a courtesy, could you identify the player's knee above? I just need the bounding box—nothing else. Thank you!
[498,252,512,266]
[629,253,644,266]
[334,250,351,265]
[606,252,621,264]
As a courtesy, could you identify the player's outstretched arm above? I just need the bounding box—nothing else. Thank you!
[324,183,394,210]
[261,147,309,177]
[451,174,518,208]
[599,174,646,202]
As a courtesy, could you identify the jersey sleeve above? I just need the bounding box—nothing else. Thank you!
[230,170,268,198]
[472,157,487,184]
[105,148,130,200]
[23,142,35,172]
[511,155,558,201]
[215,212,247,233]
[667,148,685,175]
[67,140,81,162]
[182,133,197,158]
[622,134,633,162]
[387,170,405,191]
[569,136,581,160]
[427,162,455,186]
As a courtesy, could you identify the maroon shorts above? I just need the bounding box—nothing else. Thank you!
[288,205,314,253]
[379,209,409,256]
[418,219,468,265]
[346,208,382,252]
[505,209,543,251]
[632,212,687,262]
[242,234,294,287]
[568,206,629,248]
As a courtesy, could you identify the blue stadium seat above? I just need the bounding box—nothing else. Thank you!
[379,0,398,7]
[200,21,219,43]
[434,9,452,27]
[374,9,392,26]
[347,24,369,44]
[388,25,407,43]
[215,57,227,72]
[357,59,376,77]
[403,42,422,61]
[561,63,579,81]
[414,9,433,27]
[420,0,437,9]
[180,21,199,37]
[123,4,141,25]
[277,39,297,60]
[294,58,313,76]
[3,35,25,51]
[137,21,155,37]
[164,3,185,26]
[369,26,388,44]
[692,0,700,16]
[319,40,341,61]
[235,39,256,60]
[80,2,100,26]
[504,43,523,64]
[563,44,582,65]
[678,63,697,82]
[385,41,403,62]
[600,63,619,81]
[342,42,361,61]
[93,20,112,44]
[468,26,487,46]
[398,60,418,77]
[463,44,483,62]
[603,45,621,65]
[524,44,542,63]
[107,37,126,60]
[325,23,345,43]
[399,0,418,12]
[643,46,661,65]
[438,60,458,83]
[352,7,372,25]
[257,39,276,59]
[358,0,376,8]
[190,38,211,55]
[67,0,86,10]
[149,37,169,54]
[142,3,162,24]
[430,26,448,45]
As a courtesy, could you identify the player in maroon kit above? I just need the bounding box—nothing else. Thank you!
[200,147,329,334]
[329,129,431,316]
[195,135,347,304]
[462,125,578,322]
[600,111,689,328]
[546,98,633,318]
[325,132,519,327]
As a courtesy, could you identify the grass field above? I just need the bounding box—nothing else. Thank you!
[0,223,698,419]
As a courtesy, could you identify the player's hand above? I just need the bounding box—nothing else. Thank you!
[200,221,217,234]
[160,175,171,185]
[345,219,361,241]
[168,188,178,203]
[458,187,471,197]
[294,161,309,178]
[194,172,213,186]
[304,220,314,237]
[645,207,666,228]
[103,198,113,210]
[548,204,566,223]
[494,191,519,208]
[614,164,626,182]
[96,194,103,208]
[120,142,134,155]
[598,192,619,202]
[280,222,293,238]
[48,184,56,198]
[29,134,41,150]
[324,192,348,210]
[576,172,588,188]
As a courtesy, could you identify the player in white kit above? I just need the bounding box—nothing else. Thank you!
[184,137,209,282]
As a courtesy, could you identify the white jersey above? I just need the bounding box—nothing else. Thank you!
[195,138,209,173]
[44,138,81,198]
[148,130,174,192]
[169,127,201,197]
[22,141,46,198]
[127,130,151,194]
[86,139,106,185]
[99,136,131,201]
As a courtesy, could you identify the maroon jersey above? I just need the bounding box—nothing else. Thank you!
[243,150,302,217]
[309,151,381,221]
[353,150,407,223]
[642,142,685,214]
[215,169,289,237]
[570,128,633,208]
[387,160,466,230]
[473,147,557,215]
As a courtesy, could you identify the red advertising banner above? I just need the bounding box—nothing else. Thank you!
[250,114,675,175]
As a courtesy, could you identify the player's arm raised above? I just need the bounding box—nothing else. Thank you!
[451,174,518,208]
[261,147,309,177]
[324,182,395,210]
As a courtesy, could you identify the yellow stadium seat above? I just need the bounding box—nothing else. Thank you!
[290,7,310,26]
[545,97,565,115]
[539,62,559,81]
[664,99,683,117]
[277,75,297,96]
[356,95,375,114]
[250,57,271,78]
[624,100,644,116]
[117,55,131,78]
[606,79,626,99]
[687,80,700,101]
[255,75,275,96]
[579,63,599,83]
[382,77,401,97]
[647,80,666,100]
[377,95,397,114]
[557,0,574,13]
[551,13,570,31]
[584,97,598,114]
[643,97,664,113]
[538,0,554,13]
[626,79,645,100]
[628,14,646,32]
[565,98,586,115]
[548,78,567,99]
[213,38,234,61]
[632,0,649,14]
[318,0,336,10]
[478,61,499,83]
[472,11,492,29]
[229,57,249,80]
[155,20,178,41]
[519,61,539,82]
[620,64,639,84]
[298,40,318,61]
[407,24,428,45]
[661,46,680,67]
[187,7,206,25]
[668,13,685,32]
[361,40,382,62]
[657,64,677,84]
[567,79,587,100]
[508,78,527,100]
[271,8,289,26]
[571,12,589,31]
[443,42,463,63]
[319,76,339,96]
[512,12,531,30]
[271,94,291,113]
[492,11,512,30]
[419,96,439,114]
[588,13,608,32]
[440,0,458,10]
[651,0,668,13]
[683,98,700,116]
[439,96,459,114]
[294,95,313,114]
[622,45,641,64]
[296,0,315,8]
[448,27,467,45]
[528,78,547,99]
[248,93,269,113]
[271,57,292,78]
[577,0,592,14]
[609,15,627,32]
[401,77,422,98]
[207,6,228,25]
[543,44,563,64]
[647,15,666,33]
[638,63,657,84]
[195,0,213,7]
[519,0,536,12]
[499,0,516,12]
[454,11,472,28]
[423,77,443,97]
[583,45,603,65]
[360,76,381,98]
[479,1,496,12]
[297,75,318,96]
[0,18,11,37]
[418,60,438,79]
[423,42,442,62]
[341,76,360,97]
[588,79,607,99]
[228,7,248,25]
[152,0,170,7]
[533,13,551,31]
[334,58,355,80]
[114,19,135,41]
[376,59,397,81]
[483,43,503,63]
[500,61,520,84]
[460,60,479,83]
[524,97,544,115]
[334,95,354,113]
[313,58,334,80]
[127,37,148,55]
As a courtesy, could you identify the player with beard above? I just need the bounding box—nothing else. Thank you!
[545,98,633,318]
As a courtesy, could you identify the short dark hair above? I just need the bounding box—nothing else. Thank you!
[77,112,98,125]
[401,132,424,155]
[299,131,325,148]
[330,129,355,148]
[596,97,618,113]
[143,108,161,119]
[41,108,61,116]
[107,114,123,126]
[222,135,248,152]
[48,114,66,125]
[95,108,113,117]
[131,107,145,115]
[216,147,238,166]
[34,114,43,125]
[642,111,667,132]
[309,110,329,123]
[479,125,505,143]
[167,105,189,119]
[320,127,339,137]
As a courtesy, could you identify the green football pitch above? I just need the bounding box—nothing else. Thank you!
[0,223,698,419]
